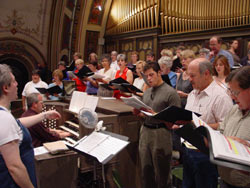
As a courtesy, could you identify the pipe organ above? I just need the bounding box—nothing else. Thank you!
[106,0,250,35]
[42,98,142,188]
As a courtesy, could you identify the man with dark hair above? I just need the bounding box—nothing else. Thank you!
[58,61,69,80]
[21,93,71,147]
[218,66,250,188]
[134,62,181,188]
[146,51,155,62]
[22,69,48,111]
[182,58,233,188]
[209,36,234,67]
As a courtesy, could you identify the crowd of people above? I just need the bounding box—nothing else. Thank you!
[0,36,250,188]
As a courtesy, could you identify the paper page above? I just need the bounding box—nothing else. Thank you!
[75,132,109,153]
[89,136,128,163]
[74,131,129,164]
[84,95,99,112]
[211,131,250,166]
[193,114,250,166]
[34,146,49,156]
[101,97,116,100]
[140,110,153,116]
[90,73,105,79]
[121,96,151,110]
[69,91,87,113]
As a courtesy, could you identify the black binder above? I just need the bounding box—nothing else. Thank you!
[75,65,94,79]
[36,85,62,95]
[148,105,199,123]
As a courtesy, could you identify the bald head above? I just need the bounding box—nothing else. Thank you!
[188,58,213,91]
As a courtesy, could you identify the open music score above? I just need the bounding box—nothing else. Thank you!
[69,91,99,114]
[67,131,129,164]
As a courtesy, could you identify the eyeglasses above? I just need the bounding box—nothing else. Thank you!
[226,87,241,97]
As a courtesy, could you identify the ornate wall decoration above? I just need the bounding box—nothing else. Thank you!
[0,0,48,45]
[88,0,106,25]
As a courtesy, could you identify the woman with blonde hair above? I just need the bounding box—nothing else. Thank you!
[176,49,195,108]
[72,59,87,92]
[48,69,64,100]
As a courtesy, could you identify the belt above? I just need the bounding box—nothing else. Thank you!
[144,123,166,129]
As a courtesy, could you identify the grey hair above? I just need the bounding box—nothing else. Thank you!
[117,54,127,62]
[26,93,40,108]
[158,56,173,68]
[0,64,12,98]
[199,59,213,75]
[111,51,118,56]
[199,48,210,55]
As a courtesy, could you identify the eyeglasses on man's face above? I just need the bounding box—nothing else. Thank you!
[226,87,241,97]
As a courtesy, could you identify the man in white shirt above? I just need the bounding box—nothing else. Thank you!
[110,51,120,71]
[22,70,48,111]
[182,58,233,188]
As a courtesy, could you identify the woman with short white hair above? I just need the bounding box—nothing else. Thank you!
[158,56,177,88]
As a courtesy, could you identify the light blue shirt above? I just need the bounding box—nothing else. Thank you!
[48,82,63,100]
[168,71,177,88]
[210,49,234,68]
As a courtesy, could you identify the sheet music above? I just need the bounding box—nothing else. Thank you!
[34,146,49,156]
[69,91,87,113]
[90,73,105,79]
[74,131,129,164]
[69,91,98,113]
[84,95,99,112]
[121,96,151,110]
[192,114,250,166]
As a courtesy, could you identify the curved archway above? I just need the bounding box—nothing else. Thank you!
[0,54,29,98]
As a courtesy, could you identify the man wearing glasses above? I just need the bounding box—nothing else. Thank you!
[218,66,250,188]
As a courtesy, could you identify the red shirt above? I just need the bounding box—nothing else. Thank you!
[113,67,129,99]
[73,69,86,92]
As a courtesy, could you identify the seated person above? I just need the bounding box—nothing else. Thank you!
[48,69,64,100]
[71,59,87,92]
[86,61,99,95]
[21,93,71,147]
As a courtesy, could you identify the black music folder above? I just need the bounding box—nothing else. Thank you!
[110,77,143,93]
[75,65,94,79]
[36,85,62,95]
[141,105,198,123]
[112,83,142,93]
[66,131,129,164]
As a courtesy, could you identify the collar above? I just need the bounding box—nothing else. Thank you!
[193,80,216,97]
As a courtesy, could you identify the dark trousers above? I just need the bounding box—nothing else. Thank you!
[182,146,218,188]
